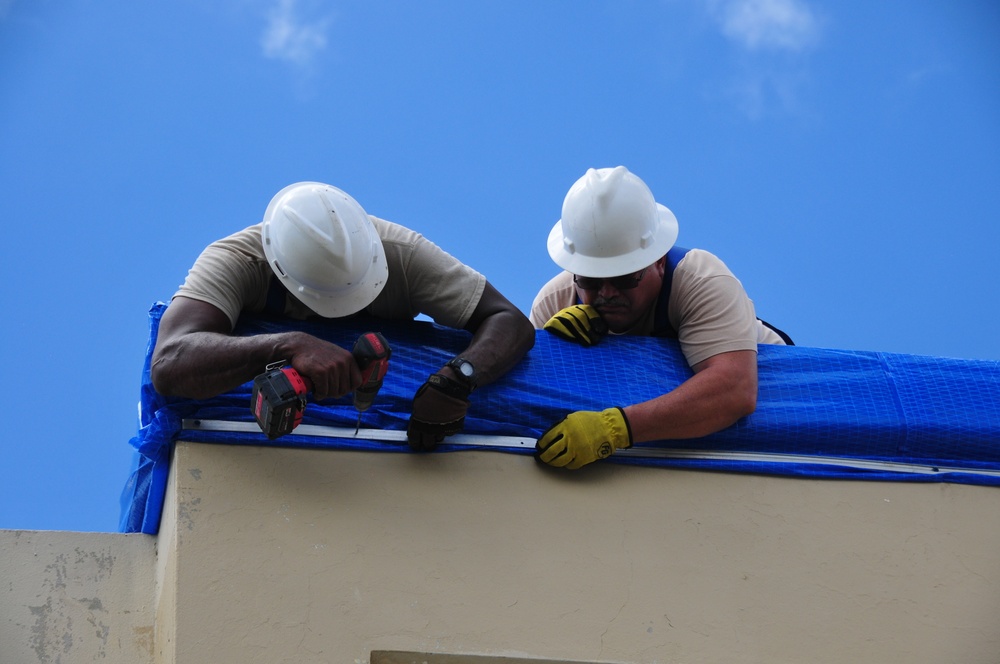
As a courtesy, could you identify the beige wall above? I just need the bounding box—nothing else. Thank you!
[163,441,1000,663]
[1,529,156,663]
[4,441,1000,663]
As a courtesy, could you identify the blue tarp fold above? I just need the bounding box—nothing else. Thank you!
[121,303,1000,534]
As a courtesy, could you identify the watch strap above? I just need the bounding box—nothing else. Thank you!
[426,373,472,400]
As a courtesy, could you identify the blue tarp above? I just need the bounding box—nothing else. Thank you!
[120,303,1000,534]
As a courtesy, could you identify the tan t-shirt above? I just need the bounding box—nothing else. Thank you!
[529,249,786,366]
[174,217,487,330]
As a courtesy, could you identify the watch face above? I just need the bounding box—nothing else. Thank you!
[449,358,476,385]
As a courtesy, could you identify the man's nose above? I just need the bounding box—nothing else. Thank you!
[596,280,620,299]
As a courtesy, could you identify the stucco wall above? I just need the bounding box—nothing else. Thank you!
[160,441,1000,664]
[0,529,156,663]
[5,440,998,663]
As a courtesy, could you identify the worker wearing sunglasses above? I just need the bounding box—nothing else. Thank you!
[530,166,791,470]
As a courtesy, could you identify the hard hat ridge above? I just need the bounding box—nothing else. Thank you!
[547,166,679,278]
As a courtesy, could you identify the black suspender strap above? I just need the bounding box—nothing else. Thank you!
[652,246,691,339]
[652,246,793,345]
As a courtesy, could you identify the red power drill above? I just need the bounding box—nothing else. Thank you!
[251,361,309,440]
[250,332,391,440]
[350,331,391,434]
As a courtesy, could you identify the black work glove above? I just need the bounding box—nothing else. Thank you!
[407,374,471,452]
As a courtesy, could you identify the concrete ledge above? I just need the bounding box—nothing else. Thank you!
[0,529,156,663]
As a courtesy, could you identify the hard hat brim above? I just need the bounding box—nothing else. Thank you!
[547,203,679,278]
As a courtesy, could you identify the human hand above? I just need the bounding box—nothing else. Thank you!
[536,407,632,469]
[543,305,608,346]
[287,333,361,400]
[407,374,471,452]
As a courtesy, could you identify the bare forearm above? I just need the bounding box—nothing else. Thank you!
[456,309,535,386]
[623,356,758,443]
[624,385,749,442]
[151,330,304,399]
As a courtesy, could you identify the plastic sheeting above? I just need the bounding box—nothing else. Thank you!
[120,303,1000,534]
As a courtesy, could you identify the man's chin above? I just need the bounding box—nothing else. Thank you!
[597,309,633,333]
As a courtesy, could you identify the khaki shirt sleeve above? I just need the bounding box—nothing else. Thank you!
[174,225,271,329]
[367,218,486,329]
[669,250,760,366]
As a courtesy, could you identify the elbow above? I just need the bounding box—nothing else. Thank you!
[149,355,179,398]
[731,381,758,421]
[483,306,535,357]
[715,368,757,425]
[149,347,196,399]
[735,391,757,420]
[507,311,536,363]
[150,361,214,400]
[715,392,755,433]
[516,312,536,354]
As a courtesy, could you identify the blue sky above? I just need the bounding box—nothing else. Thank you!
[1,0,997,533]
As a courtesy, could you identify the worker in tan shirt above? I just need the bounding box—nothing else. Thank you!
[531,166,791,469]
[152,181,533,451]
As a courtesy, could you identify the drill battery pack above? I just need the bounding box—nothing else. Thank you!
[251,362,309,440]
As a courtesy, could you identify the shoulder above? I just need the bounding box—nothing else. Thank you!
[370,216,424,249]
[671,247,748,308]
[674,248,737,280]
[529,271,575,328]
[176,224,271,326]
[189,225,268,273]
[535,270,575,296]
[369,216,453,267]
[204,223,264,252]
[668,247,760,364]
[365,216,486,327]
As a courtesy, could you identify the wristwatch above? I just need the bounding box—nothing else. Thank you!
[446,357,478,392]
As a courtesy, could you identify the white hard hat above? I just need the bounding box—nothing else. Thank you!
[547,166,679,278]
[261,182,388,318]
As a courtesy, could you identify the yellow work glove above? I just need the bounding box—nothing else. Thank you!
[536,407,633,469]
[543,305,608,347]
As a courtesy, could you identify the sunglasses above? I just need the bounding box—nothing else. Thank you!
[573,268,647,291]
